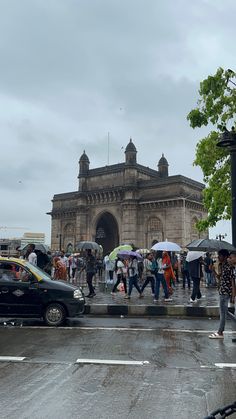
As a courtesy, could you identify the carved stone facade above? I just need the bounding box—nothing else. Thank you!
[48,139,207,254]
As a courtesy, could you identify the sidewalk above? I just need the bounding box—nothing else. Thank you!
[81,279,235,318]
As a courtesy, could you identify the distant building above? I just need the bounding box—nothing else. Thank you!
[20,233,45,247]
[0,232,46,257]
[0,238,21,257]
[49,139,207,254]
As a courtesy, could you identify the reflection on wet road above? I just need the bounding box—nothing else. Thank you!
[0,317,235,419]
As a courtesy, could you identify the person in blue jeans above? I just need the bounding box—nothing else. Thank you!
[209,249,235,339]
[152,252,172,302]
[140,253,155,296]
[124,256,142,299]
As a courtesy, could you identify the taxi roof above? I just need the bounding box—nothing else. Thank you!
[0,257,27,265]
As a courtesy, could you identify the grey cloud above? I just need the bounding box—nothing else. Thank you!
[0,0,235,242]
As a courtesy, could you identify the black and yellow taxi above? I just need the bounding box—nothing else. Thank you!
[0,257,85,326]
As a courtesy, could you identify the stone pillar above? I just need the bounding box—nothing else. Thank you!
[121,202,138,245]
[51,216,62,251]
[75,206,88,242]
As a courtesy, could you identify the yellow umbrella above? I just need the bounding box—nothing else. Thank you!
[109,244,132,260]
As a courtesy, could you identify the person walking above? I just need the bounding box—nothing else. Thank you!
[188,255,203,303]
[228,251,236,343]
[153,252,172,302]
[124,256,142,299]
[209,249,235,339]
[53,256,67,280]
[111,257,127,295]
[26,244,37,266]
[162,251,175,294]
[80,249,97,298]
[140,253,155,296]
[204,252,214,287]
[181,252,191,290]
[171,252,179,283]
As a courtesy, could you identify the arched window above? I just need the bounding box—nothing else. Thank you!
[63,223,75,235]
[147,217,163,247]
[63,224,75,252]
[66,243,73,254]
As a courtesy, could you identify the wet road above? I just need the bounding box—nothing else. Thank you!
[0,317,235,419]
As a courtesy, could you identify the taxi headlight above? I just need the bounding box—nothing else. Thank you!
[73,289,83,299]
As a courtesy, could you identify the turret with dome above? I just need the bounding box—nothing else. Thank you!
[158,153,169,177]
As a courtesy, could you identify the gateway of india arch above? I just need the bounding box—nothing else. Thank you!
[48,139,207,255]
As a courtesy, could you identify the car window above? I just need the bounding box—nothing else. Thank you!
[0,263,19,282]
[24,262,52,280]
[0,262,31,282]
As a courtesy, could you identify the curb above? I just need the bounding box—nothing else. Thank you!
[84,304,235,318]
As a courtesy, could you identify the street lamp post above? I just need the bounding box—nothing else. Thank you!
[56,233,62,251]
[217,127,236,247]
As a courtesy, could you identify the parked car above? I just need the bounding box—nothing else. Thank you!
[0,257,85,326]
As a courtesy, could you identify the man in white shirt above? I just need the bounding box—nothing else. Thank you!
[27,244,37,266]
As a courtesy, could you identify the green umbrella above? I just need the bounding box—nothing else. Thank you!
[109,244,132,260]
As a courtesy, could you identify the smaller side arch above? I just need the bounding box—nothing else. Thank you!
[146,216,164,248]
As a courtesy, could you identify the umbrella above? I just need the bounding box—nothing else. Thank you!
[151,241,181,252]
[186,251,205,262]
[19,243,50,254]
[186,238,236,252]
[77,241,101,251]
[136,248,150,255]
[109,244,132,261]
[117,250,143,261]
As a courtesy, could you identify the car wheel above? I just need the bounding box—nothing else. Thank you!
[44,303,66,327]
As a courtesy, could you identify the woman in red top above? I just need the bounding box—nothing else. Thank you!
[162,251,176,294]
[53,257,67,281]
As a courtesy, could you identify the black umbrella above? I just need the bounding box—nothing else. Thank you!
[186,238,236,252]
[19,243,50,254]
[77,241,101,251]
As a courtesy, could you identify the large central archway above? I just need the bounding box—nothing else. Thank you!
[95,212,119,255]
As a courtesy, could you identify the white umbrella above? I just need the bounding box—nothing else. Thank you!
[136,248,150,255]
[151,241,181,252]
[186,251,205,262]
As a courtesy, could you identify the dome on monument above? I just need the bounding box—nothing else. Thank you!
[79,150,90,163]
[125,138,137,152]
[158,153,168,166]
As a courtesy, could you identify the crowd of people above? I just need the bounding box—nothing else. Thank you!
[19,243,236,341]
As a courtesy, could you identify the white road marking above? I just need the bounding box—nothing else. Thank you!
[162,329,236,334]
[215,363,236,368]
[6,326,236,334]
[75,358,149,366]
[0,356,25,362]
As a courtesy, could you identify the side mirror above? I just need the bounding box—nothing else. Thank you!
[29,275,38,284]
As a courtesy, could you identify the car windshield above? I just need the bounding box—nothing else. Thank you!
[24,262,52,281]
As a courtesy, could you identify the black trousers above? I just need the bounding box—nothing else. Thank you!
[182,269,191,288]
[141,276,155,294]
[112,274,127,293]
[87,272,95,294]
[191,277,201,301]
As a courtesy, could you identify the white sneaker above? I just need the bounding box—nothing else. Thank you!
[190,298,196,303]
[164,298,173,302]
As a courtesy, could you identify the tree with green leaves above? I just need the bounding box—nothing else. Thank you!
[187,67,236,231]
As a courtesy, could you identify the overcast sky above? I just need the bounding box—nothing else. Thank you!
[0,0,234,244]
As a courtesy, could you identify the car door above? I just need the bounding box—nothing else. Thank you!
[0,262,42,317]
